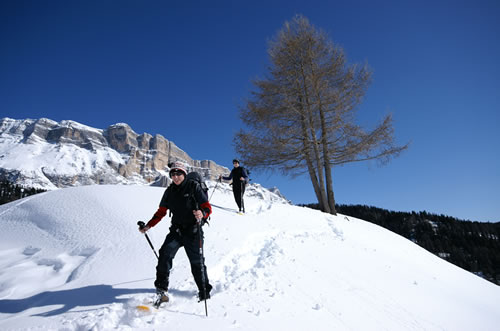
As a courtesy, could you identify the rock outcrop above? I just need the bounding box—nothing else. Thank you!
[0,117,228,189]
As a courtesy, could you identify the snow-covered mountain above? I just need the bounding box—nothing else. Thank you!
[0,182,498,330]
[0,118,228,189]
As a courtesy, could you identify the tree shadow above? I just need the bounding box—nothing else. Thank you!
[0,284,151,317]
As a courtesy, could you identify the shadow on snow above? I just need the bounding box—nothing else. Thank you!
[0,284,151,317]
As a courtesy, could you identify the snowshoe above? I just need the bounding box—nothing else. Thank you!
[153,289,169,308]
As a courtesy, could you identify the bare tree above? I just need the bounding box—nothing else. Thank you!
[235,15,408,214]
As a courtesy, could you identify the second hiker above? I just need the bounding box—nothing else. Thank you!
[220,159,249,213]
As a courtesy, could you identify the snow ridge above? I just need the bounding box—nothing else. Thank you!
[0,182,499,331]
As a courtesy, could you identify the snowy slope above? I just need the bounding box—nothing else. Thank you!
[0,183,499,330]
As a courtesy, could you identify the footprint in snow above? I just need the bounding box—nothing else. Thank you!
[23,246,41,256]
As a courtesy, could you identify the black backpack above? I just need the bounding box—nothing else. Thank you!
[185,171,211,224]
[185,171,209,199]
[241,167,250,183]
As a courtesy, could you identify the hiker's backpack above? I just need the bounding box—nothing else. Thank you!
[241,167,250,183]
[185,171,209,199]
[185,171,211,224]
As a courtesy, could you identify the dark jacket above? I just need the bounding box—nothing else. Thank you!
[147,178,212,229]
[222,167,249,184]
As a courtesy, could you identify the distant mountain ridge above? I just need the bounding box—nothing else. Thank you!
[0,117,228,189]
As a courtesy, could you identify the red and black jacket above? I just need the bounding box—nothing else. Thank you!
[147,178,211,229]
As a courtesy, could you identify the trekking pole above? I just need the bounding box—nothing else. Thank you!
[194,202,208,317]
[240,181,244,213]
[208,176,221,202]
[137,221,159,260]
[197,219,209,317]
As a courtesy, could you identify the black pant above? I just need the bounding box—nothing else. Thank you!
[155,225,210,294]
[233,181,246,212]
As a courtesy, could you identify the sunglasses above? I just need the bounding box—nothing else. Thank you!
[170,171,185,178]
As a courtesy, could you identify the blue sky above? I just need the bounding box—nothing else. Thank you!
[1,0,499,222]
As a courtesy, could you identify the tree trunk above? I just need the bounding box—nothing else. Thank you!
[318,102,337,215]
[300,65,330,213]
[325,164,336,215]
[300,111,328,211]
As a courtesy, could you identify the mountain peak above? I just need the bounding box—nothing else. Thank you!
[0,118,228,189]
[107,122,133,130]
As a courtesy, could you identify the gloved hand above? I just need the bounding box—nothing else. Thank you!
[137,221,151,233]
[193,209,204,220]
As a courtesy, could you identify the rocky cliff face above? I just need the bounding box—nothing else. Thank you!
[0,118,228,189]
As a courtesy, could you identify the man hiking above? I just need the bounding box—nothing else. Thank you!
[220,159,249,213]
[138,161,212,307]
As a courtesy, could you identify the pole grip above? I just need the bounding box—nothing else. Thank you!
[137,220,159,260]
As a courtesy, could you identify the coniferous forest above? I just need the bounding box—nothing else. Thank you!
[0,180,46,205]
[303,203,499,285]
